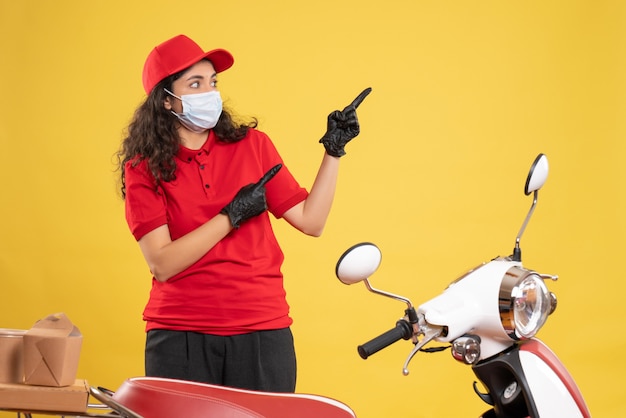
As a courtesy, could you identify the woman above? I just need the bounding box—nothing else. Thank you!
[118,34,370,392]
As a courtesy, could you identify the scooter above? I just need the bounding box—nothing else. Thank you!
[6,155,588,418]
[334,154,591,418]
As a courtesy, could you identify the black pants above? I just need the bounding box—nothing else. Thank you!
[145,328,296,392]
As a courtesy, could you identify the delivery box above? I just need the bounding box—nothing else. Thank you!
[0,329,26,383]
[23,313,82,387]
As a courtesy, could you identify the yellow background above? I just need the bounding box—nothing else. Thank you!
[1,1,624,417]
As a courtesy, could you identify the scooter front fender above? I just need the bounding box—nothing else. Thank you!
[519,339,590,417]
[472,339,590,418]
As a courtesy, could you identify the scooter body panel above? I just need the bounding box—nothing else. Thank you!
[520,339,591,418]
[419,260,519,359]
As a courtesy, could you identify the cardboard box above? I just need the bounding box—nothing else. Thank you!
[0,379,89,413]
[0,329,26,383]
[23,313,82,387]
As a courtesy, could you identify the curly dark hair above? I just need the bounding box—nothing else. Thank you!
[116,66,257,199]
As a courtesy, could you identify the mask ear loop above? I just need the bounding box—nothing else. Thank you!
[163,88,185,118]
[163,88,182,101]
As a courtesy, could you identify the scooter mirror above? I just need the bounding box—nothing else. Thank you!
[335,242,382,285]
[525,153,549,195]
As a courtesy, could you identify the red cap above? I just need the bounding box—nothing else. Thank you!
[142,34,234,94]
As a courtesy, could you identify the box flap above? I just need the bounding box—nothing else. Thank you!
[29,313,77,336]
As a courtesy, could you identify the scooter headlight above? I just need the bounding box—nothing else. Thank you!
[500,267,551,339]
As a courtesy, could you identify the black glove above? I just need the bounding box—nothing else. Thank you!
[319,87,372,157]
[220,164,282,228]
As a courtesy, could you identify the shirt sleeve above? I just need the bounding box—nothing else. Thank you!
[124,159,168,241]
[254,131,309,218]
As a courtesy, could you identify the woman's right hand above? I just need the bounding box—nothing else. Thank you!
[220,164,282,228]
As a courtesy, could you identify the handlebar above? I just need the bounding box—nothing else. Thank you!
[357,319,413,359]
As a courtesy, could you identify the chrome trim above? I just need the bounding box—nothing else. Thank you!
[499,266,536,340]
[549,292,558,315]
[451,335,481,364]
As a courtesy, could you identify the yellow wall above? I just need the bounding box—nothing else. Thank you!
[1,1,624,416]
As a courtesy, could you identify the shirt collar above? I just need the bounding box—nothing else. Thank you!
[176,131,214,163]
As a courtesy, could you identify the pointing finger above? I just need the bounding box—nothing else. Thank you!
[257,164,283,187]
[349,87,372,109]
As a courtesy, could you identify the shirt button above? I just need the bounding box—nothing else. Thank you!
[205,184,210,188]
[187,157,192,162]
[199,165,205,170]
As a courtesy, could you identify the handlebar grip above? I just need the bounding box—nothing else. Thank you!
[357,320,413,359]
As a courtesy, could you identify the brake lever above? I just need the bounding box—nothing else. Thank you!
[402,326,444,376]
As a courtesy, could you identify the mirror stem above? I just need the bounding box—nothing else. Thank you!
[363,279,413,309]
[512,190,539,262]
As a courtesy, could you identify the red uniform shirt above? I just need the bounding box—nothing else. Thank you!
[124,129,308,335]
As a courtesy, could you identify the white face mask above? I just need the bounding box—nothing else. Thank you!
[165,89,223,133]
